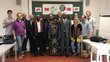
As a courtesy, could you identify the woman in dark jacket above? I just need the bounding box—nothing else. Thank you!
[71,18,82,56]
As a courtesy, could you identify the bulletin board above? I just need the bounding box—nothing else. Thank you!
[32,1,83,19]
[99,15,110,38]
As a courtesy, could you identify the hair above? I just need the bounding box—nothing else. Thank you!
[16,12,22,17]
[7,10,13,13]
[86,10,91,15]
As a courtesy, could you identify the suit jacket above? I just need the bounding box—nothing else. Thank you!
[32,20,44,36]
[59,18,71,39]
[26,20,34,37]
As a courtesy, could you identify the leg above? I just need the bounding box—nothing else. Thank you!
[22,37,28,52]
[16,35,22,56]
[71,42,75,54]
[77,42,81,55]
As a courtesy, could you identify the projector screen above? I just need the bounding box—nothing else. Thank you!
[99,16,110,39]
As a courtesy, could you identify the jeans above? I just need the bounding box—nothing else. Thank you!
[16,35,25,55]
[71,42,80,54]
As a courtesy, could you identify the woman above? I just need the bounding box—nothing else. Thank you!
[12,12,26,59]
[48,13,59,56]
[71,18,82,56]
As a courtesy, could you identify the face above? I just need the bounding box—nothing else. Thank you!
[63,13,67,19]
[7,12,12,17]
[74,13,78,19]
[86,11,91,17]
[49,14,53,20]
[81,16,86,22]
[17,13,23,20]
[58,11,62,18]
[29,15,34,20]
[74,19,78,24]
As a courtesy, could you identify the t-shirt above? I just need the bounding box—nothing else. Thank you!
[12,19,26,36]
[3,17,14,35]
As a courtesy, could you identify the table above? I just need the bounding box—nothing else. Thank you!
[0,42,17,62]
[83,39,110,62]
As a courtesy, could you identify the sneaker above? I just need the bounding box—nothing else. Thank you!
[22,54,25,57]
[19,56,23,59]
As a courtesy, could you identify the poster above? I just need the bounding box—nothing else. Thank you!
[43,4,73,14]
[35,7,42,12]
[73,7,80,12]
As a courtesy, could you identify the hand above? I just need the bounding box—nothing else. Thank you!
[14,36,16,41]
[24,34,26,39]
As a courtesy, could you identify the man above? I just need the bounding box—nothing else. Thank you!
[3,10,14,55]
[22,13,28,53]
[26,14,35,54]
[59,13,71,57]
[32,15,44,56]
[80,15,88,38]
[86,11,96,38]
[42,15,49,52]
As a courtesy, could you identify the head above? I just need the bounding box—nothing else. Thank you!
[58,11,62,18]
[42,15,46,19]
[7,10,13,17]
[86,10,91,18]
[74,18,79,24]
[29,14,34,20]
[74,13,78,20]
[68,15,72,20]
[22,13,27,19]
[16,12,23,20]
[62,13,67,19]
[81,15,86,23]
[36,15,40,21]
[49,13,54,20]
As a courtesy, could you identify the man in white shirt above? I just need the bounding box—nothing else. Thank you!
[3,10,14,55]
[3,10,14,37]
[86,11,96,38]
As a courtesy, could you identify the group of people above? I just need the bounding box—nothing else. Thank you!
[3,10,95,59]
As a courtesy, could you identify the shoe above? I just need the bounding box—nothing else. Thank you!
[34,53,38,56]
[72,53,76,56]
[19,56,23,59]
[22,54,25,57]
[39,53,44,56]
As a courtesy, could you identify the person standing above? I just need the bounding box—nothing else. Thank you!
[42,15,49,52]
[80,15,88,39]
[59,13,71,57]
[26,14,35,54]
[32,15,44,56]
[71,18,82,56]
[86,11,96,38]
[12,12,26,59]
[48,13,59,56]
[22,13,28,53]
[3,10,14,38]
[3,10,14,55]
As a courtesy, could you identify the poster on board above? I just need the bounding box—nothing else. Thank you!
[43,4,73,14]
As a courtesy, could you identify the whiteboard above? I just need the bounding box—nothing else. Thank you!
[99,16,110,38]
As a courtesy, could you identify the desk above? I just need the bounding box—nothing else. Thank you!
[0,42,17,62]
[83,39,110,62]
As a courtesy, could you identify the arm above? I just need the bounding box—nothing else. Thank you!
[3,19,13,28]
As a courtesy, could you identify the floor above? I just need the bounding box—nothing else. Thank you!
[4,53,89,62]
